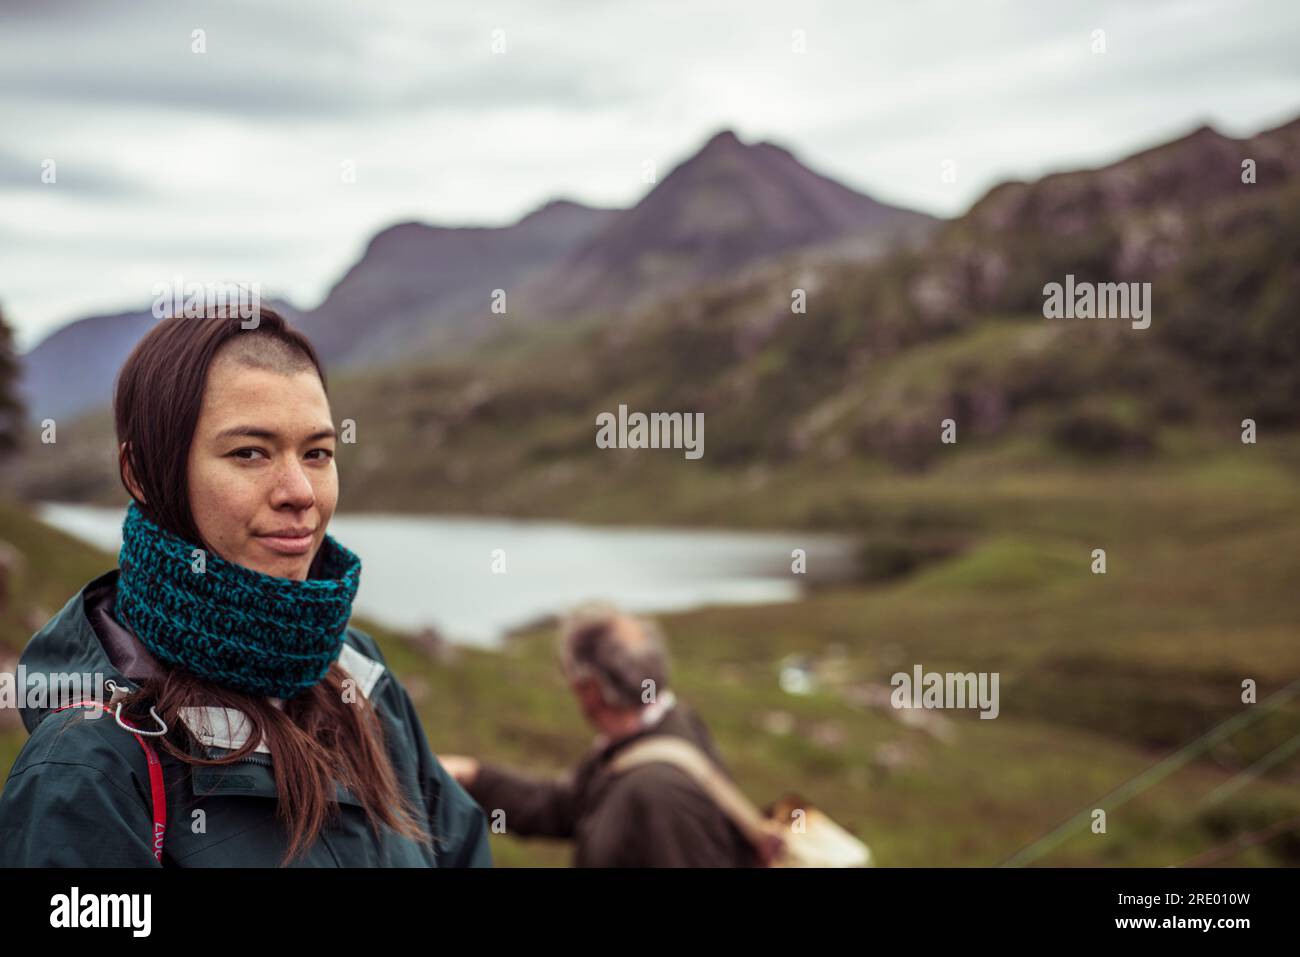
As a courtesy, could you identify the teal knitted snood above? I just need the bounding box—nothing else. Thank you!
[113,499,362,698]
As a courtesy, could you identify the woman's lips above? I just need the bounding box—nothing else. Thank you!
[255,532,314,556]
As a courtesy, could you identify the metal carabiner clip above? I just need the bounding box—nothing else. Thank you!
[105,678,169,737]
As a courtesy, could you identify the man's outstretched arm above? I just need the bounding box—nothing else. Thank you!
[441,755,579,839]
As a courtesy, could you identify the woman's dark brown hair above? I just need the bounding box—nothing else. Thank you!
[111,304,429,864]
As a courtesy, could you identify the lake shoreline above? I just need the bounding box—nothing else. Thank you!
[34,501,860,649]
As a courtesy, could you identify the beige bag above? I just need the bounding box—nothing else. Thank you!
[608,736,873,868]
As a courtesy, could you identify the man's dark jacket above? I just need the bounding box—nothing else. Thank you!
[468,702,758,867]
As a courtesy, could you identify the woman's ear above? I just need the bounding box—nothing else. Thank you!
[119,442,146,502]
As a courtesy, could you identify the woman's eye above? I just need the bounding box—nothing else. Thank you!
[229,448,332,462]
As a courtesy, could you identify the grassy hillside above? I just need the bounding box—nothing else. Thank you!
[430,431,1300,867]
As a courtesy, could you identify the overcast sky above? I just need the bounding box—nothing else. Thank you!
[2,0,1298,350]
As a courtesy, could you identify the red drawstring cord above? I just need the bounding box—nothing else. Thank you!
[54,699,167,863]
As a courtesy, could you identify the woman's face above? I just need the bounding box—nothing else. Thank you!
[186,355,338,580]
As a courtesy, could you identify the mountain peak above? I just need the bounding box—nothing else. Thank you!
[515,197,613,226]
[700,129,744,152]
[1178,122,1226,145]
[528,126,934,319]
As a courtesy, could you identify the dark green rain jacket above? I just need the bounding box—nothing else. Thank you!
[0,570,492,868]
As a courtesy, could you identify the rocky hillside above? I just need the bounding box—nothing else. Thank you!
[5,115,1297,516]
[294,198,620,367]
[518,129,935,323]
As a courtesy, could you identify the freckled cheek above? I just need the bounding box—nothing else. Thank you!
[189,461,228,510]
[202,458,265,506]
[186,468,248,555]
[313,467,340,518]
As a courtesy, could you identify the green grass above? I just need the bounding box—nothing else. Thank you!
[437,432,1300,865]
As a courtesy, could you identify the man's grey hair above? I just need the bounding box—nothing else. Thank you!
[558,603,670,709]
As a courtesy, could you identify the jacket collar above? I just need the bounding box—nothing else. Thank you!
[590,689,678,752]
[19,569,387,753]
[639,689,677,728]
[178,643,386,753]
[83,570,162,684]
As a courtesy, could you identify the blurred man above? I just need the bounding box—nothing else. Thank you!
[439,604,759,867]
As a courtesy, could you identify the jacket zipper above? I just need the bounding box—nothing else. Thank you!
[230,753,273,767]
[201,750,273,768]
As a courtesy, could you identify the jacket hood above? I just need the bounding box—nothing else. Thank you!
[13,569,156,735]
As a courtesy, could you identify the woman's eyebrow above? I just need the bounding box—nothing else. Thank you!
[214,425,338,442]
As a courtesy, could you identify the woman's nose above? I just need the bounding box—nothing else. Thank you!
[271,457,316,507]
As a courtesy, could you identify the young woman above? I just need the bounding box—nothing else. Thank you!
[0,306,490,867]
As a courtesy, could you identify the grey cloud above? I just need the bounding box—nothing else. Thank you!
[0,0,647,120]
[0,223,293,258]
[0,148,152,197]
[0,61,645,120]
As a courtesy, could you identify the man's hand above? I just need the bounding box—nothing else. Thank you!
[437,754,480,788]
